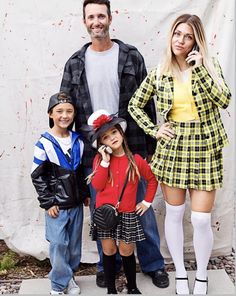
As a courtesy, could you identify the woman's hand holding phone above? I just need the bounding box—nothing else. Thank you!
[186,44,202,67]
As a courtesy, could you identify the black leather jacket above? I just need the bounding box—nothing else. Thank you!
[31,161,90,210]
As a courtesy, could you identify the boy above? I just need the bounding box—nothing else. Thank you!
[31,92,90,295]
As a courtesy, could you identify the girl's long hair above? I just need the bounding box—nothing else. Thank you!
[159,14,223,89]
[86,124,140,185]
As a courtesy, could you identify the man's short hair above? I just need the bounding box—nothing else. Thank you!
[83,0,111,19]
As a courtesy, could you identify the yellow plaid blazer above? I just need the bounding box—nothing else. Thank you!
[128,58,231,153]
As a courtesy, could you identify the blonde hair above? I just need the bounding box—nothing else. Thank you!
[159,14,223,89]
[86,125,140,185]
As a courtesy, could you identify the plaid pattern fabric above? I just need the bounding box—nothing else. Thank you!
[150,121,223,190]
[60,39,157,167]
[128,58,231,154]
[95,212,145,243]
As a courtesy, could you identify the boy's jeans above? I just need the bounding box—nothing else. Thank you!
[85,167,164,273]
[45,206,83,291]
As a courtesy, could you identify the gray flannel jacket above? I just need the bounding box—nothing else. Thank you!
[60,39,156,167]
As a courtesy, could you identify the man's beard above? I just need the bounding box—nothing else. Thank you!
[87,25,109,39]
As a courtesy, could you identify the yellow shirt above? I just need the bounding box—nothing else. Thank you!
[168,70,200,122]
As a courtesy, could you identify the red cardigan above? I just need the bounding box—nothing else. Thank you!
[92,154,158,213]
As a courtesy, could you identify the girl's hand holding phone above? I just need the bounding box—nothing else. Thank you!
[98,145,112,163]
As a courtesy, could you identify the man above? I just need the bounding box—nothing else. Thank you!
[60,0,169,289]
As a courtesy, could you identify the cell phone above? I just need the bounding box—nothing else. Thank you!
[104,146,113,154]
[190,44,199,66]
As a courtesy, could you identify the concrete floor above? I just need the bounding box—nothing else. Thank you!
[19,269,235,295]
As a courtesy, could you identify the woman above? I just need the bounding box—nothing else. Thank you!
[128,14,231,295]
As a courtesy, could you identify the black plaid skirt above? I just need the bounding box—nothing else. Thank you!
[150,121,223,191]
[90,212,145,243]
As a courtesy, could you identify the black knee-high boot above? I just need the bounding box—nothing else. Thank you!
[121,253,141,294]
[103,253,117,294]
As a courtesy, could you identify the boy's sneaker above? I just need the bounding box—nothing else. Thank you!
[65,277,81,295]
[50,290,65,295]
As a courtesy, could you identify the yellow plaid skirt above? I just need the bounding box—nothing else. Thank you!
[150,121,223,191]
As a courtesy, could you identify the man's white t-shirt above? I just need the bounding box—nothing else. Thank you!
[85,42,120,114]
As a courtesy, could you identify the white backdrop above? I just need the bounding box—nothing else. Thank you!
[0,0,235,263]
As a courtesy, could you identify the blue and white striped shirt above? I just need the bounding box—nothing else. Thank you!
[32,131,84,173]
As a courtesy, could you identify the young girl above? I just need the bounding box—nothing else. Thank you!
[86,109,158,294]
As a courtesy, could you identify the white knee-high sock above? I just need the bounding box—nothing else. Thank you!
[191,211,213,280]
[165,202,187,277]
[165,202,189,294]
